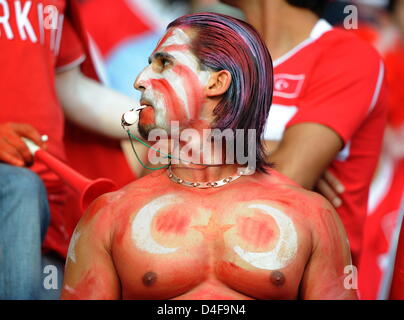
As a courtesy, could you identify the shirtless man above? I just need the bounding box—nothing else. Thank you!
[61,12,356,300]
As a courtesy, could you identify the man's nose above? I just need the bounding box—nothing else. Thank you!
[134,68,149,91]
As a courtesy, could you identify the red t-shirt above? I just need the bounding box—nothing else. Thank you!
[383,41,404,129]
[351,25,404,129]
[358,158,404,299]
[0,0,84,257]
[350,24,404,299]
[263,19,387,264]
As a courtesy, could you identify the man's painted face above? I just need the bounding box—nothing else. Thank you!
[134,27,212,138]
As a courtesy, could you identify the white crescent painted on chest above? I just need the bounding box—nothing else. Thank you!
[131,194,182,254]
[131,197,298,269]
[233,204,298,270]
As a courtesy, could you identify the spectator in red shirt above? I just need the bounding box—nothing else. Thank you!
[347,0,404,299]
[221,0,387,266]
[0,0,140,299]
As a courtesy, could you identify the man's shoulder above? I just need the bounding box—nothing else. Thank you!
[83,169,168,219]
[120,168,168,193]
[254,169,312,196]
[254,169,334,216]
[255,168,308,194]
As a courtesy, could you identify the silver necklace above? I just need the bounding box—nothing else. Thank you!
[167,165,251,189]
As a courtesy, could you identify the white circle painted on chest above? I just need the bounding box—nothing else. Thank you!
[131,197,298,270]
[233,204,298,270]
[131,194,182,254]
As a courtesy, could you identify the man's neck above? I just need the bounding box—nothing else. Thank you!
[169,138,245,184]
[239,0,319,60]
[170,163,243,185]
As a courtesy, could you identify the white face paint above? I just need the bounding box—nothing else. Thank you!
[131,194,182,254]
[135,27,211,130]
[232,204,298,270]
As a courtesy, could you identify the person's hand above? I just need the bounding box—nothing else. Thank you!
[0,122,45,166]
[316,170,345,208]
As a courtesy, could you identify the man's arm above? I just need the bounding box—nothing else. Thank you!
[61,194,120,300]
[56,66,140,140]
[267,122,343,189]
[266,37,385,195]
[299,194,357,300]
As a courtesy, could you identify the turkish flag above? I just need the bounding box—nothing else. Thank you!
[273,73,305,99]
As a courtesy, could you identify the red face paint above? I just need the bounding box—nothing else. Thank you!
[139,106,156,126]
[152,28,177,54]
[135,27,211,133]
[172,64,205,121]
[150,78,188,123]
[161,44,189,53]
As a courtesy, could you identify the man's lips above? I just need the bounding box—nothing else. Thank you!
[139,99,155,126]
[139,105,155,125]
[140,100,154,109]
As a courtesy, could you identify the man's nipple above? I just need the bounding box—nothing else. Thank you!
[270,270,285,287]
[142,271,158,287]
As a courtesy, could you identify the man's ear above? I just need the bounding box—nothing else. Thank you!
[206,70,232,97]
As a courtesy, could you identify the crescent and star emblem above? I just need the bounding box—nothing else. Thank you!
[131,195,298,270]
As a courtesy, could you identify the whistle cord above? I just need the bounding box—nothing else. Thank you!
[126,129,171,170]
[124,127,229,169]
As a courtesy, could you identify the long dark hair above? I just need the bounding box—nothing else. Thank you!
[168,12,273,172]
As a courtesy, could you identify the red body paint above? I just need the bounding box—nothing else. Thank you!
[62,169,355,300]
[179,288,248,300]
[82,194,110,224]
[62,270,110,300]
[237,216,275,249]
[155,211,190,235]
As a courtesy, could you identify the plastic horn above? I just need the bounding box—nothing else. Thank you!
[23,137,117,211]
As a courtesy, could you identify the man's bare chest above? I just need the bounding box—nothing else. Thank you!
[110,190,312,299]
